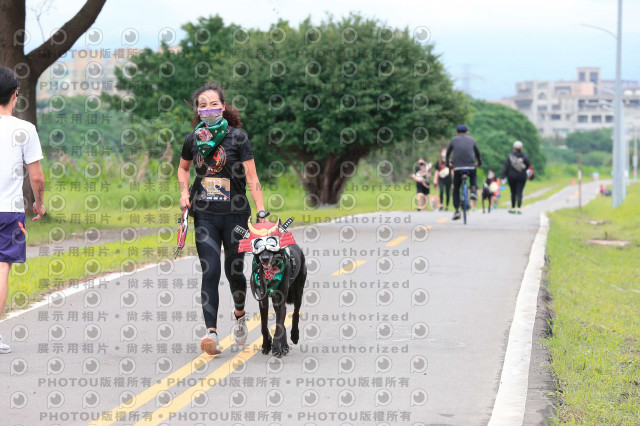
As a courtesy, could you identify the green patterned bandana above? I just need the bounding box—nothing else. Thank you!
[194,118,228,158]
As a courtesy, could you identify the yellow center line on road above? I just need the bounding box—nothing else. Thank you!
[386,236,408,247]
[332,260,367,276]
[417,225,432,231]
[89,312,264,426]
[133,314,294,426]
[569,191,579,200]
[437,218,448,223]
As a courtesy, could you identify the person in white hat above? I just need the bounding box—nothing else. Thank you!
[500,140,531,214]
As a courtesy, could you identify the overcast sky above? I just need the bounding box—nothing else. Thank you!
[23,0,640,99]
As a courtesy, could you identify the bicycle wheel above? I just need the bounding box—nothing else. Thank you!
[462,180,468,224]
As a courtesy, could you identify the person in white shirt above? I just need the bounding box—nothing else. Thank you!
[0,67,46,354]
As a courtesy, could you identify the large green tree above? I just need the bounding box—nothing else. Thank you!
[229,15,466,204]
[468,100,546,176]
[111,14,467,204]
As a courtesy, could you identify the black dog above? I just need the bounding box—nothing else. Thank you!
[236,219,306,357]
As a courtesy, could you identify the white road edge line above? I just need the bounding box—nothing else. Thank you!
[488,212,549,426]
[0,256,197,324]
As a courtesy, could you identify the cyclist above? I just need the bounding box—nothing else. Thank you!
[445,124,482,220]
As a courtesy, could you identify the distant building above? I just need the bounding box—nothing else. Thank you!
[494,67,640,140]
[36,46,182,102]
[36,48,144,101]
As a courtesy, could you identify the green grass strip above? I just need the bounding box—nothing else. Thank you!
[7,233,182,312]
[544,183,640,424]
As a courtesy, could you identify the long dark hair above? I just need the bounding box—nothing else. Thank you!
[190,81,243,128]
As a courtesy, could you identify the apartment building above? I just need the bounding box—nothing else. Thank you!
[497,67,640,140]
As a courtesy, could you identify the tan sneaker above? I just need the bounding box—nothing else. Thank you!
[200,331,221,355]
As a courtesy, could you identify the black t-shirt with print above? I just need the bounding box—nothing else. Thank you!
[181,126,254,215]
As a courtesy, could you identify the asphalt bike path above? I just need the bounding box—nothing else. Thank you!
[0,181,603,425]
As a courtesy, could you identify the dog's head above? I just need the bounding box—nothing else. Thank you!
[253,236,283,270]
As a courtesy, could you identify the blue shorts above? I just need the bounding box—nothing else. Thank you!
[0,213,27,263]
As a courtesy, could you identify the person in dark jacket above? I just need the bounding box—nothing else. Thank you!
[501,140,531,214]
[445,125,482,220]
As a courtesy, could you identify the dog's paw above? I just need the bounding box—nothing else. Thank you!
[261,338,272,355]
[290,328,299,344]
[281,341,290,355]
[271,341,283,357]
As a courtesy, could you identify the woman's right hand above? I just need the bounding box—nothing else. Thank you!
[180,192,192,210]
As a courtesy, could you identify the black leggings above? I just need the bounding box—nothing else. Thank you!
[194,212,250,329]
[439,180,451,207]
[508,177,527,208]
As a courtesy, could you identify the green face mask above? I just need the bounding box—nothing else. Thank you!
[194,118,228,157]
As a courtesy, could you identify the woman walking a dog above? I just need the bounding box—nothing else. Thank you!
[178,82,268,355]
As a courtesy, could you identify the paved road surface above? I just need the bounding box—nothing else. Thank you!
[1,181,602,425]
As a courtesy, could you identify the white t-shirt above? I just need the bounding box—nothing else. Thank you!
[0,115,44,213]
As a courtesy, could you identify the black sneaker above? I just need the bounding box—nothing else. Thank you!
[452,211,461,220]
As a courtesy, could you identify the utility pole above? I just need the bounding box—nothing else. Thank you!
[578,152,582,209]
[612,0,624,207]
[634,125,638,181]
[581,2,624,205]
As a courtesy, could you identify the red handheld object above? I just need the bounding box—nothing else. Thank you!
[174,207,189,258]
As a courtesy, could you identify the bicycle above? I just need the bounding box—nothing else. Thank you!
[461,171,469,224]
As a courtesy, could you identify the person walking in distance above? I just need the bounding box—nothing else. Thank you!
[501,140,531,214]
[433,148,452,211]
[445,125,482,220]
[481,170,500,213]
[411,159,430,211]
[0,67,46,354]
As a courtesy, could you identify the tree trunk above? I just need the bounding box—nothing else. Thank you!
[0,0,107,214]
[300,148,371,206]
